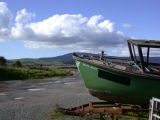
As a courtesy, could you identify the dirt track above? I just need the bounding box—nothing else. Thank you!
[0,74,98,120]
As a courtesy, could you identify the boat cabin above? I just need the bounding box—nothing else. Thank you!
[127,39,160,73]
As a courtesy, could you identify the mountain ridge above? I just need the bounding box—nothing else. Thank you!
[8,52,160,66]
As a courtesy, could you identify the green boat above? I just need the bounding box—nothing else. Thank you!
[73,39,160,106]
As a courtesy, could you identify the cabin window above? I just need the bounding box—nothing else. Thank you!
[145,48,160,73]
[98,70,131,85]
[146,48,160,64]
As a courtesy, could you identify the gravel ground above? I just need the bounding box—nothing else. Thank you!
[0,74,98,120]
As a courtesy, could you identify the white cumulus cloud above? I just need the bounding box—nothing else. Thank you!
[0,2,131,56]
[15,9,35,24]
[11,14,128,53]
[0,2,12,41]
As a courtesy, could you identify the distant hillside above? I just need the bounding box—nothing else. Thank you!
[39,52,98,64]
[39,53,73,64]
[8,52,97,66]
[8,52,160,66]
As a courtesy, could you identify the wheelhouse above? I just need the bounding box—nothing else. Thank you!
[127,39,160,74]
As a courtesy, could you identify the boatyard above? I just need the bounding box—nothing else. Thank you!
[1,0,160,119]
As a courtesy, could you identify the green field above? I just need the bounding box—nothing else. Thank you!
[0,66,72,81]
[8,58,71,66]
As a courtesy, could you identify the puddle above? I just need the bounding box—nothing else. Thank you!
[14,97,24,100]
[0,92,8,96]
[54,81,62,84]
[54,81,75,85]
[38,82,53,85]
[28,88,45,91]
[64,82,75,85]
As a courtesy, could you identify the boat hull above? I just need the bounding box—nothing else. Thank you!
[75,59,160,105]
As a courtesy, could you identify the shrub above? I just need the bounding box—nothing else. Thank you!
[12,60,23,67]
[0,56,7,66]
[0,67,72,81]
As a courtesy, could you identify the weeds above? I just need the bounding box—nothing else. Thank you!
[0,66,72,81]
[49,110,148,120]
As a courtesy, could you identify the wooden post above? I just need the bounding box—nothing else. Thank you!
[127,42,134,61]
[100,51,104,60]
[132,44,137,64]
[146,47,150,67]
[137,46,145,71]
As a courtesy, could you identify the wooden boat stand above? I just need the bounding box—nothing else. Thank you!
[54,101,149,117]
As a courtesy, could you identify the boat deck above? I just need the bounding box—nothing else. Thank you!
[77,55,160,76]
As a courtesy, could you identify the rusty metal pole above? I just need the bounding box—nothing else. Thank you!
[54,101,149,116]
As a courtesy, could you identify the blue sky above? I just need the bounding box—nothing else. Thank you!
[0,0,160,59]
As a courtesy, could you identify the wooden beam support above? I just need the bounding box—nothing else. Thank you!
[132,44,137,64]
[137,46,145,71]
[146,47,150,66]
[128,41,134,61]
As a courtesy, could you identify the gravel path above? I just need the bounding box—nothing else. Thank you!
[0,74,98,120]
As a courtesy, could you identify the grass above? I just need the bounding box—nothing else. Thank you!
[49,111,90,120]
[49,111,148,120]
[0,66,72,81]
[49,104,149,120]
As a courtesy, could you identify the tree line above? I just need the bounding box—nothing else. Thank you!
[0,56,22,67]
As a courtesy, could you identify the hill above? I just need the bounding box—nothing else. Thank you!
[39,52,98,64]
[8,52,160,66]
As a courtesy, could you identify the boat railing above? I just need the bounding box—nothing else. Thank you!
[74,52,160,75]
